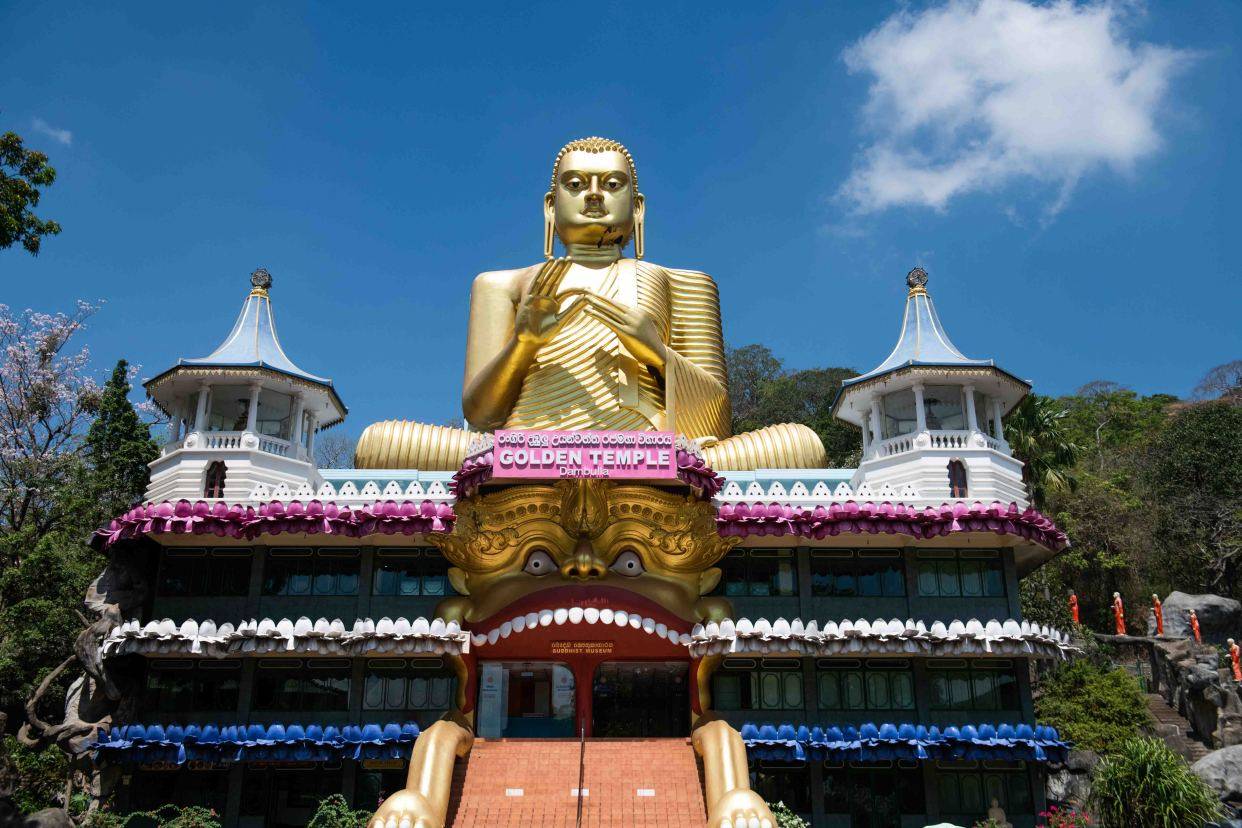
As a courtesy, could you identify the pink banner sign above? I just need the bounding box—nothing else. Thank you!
[493,430,677,480]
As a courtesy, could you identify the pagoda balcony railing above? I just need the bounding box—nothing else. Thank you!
[872,429,1005,459]
[166,430,301,460]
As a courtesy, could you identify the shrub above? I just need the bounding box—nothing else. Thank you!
[4,735,69,813]
[1039,805,1091,827]
[1034,659,1150,754]
[307,794,371,828]
[769,801,808,828]
[82,805,221,827]
[1088,737,1221,827]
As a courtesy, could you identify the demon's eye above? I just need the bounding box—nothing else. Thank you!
[523,549,556,576]
[610,550,645,577]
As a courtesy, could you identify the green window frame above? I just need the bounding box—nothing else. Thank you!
[810,551,905,597]
[718,549,798,598]
[143,659,242,713]
[822,761,926,822]
[372,549,453,597]
[252,658,351,712]
[262,548,360,596]
[712,659,803,711]
[157,548,251,597]
[362,658,456,713]
[915,551,1004,598]
[927,659,1019,712]
[937,761,1031,815]
[815,660,915,712]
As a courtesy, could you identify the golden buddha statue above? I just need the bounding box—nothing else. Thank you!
[354,136,826,472]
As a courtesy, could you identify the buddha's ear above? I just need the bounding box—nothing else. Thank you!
[448,567,470,596]
[632,193,645,259]
[543,192,556,259]
[698,567,722,596]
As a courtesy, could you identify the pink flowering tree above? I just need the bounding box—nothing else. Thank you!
[0,301,101,547]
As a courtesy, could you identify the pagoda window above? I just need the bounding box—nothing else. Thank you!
[372,549,454,597]
[928,659,1019,712]
[973,390,993,433]
[750,763,812,818]
[203,461,227,499]
[204,385,250,431]
[810,550,905,597]
[256,388,293,440]
[937,761,1032,818]
[253,658,350,712]
[823,761,925,822]
[923,384,966,430]
[915,551,1004,598]
[716,549,797,598]
[815,659,915,712]
[143,659,241,713]
[947,459,968,498]
[362,658,456,725]
[712,658,803,711]
[262,548,360,596]
[157,548,250,597]
[881,389,917,438]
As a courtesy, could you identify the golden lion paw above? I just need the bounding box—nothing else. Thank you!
[367,789,442,828]
[707,789,775,828]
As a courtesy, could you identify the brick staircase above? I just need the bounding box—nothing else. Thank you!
[445,738,707,827]
[1146,693,1211,763]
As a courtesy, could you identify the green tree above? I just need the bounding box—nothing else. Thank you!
[1088,737,1221,827]
[83,360,157,525]
[0,131,61,255]
[1143,400,1242,596]
[1003,394,1079,509]
[1034,659,1150,755]
[307,794,371,828]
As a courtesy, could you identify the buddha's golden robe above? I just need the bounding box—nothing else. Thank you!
[354,260,826,472]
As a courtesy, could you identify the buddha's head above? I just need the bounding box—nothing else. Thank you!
[429,480,734,626]
[545,136,645,258]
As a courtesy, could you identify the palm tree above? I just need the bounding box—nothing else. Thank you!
[1004,394,1079,509]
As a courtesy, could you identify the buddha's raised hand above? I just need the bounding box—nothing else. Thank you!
[513,257,586,348]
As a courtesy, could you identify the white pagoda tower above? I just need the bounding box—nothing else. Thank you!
[142,268,347,502]
[832,267,1031,506]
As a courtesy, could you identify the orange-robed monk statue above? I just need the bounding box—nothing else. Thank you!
[354,137,826,473]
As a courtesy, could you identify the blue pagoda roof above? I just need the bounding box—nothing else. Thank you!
[176,268,332,388]
[841,267,996,390]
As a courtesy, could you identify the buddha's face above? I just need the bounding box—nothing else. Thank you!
[547,149,644,248]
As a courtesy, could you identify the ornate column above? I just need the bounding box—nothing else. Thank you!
[964,384,979,432]
[307,413,318,459]
[245,382,261,434]
[193,382,210,432]
[913,383,927,433]
[991,398,1005,441]
[290,392,306,457]
[870,397,884,444]
[167,397,182,443]
[861,408,872,455]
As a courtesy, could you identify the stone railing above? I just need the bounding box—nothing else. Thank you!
[203,431,245,450]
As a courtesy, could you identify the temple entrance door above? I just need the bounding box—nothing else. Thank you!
[476,661,576,738]
[591,661,689,737]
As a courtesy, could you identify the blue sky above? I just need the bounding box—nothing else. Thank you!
[2,1,1239,442]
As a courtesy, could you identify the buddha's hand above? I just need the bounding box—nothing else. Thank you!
[367,789,439,828]
[706,789,775,828]
[514,257,588,349]
[577,292,668,370]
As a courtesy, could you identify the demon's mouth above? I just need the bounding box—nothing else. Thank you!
[468,585,692,648]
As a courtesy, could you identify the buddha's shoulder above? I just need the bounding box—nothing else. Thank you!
[638,261,717,283]
[470,264,544,296]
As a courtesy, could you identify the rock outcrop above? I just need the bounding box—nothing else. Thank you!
[1149,593,1242,645]
[1152,637,1242,749]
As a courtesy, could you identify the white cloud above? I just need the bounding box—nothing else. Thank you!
[840,0,1190,216]
[31,117,73,146]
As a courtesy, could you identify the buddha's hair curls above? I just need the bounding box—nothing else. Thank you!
[549,137,639,194]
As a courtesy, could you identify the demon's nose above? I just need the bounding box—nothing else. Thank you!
[561,536,607,580]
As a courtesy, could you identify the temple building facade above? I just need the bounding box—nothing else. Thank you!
[77,139,1072,828]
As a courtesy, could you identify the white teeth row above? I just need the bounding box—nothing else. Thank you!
[472,608,690,648]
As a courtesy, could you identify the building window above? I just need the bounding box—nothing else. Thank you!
[717,549,797,597]
[947,460,968,498]
[372,549,453,597]
[915,551,1004,598]
[253,659,351,712]
[928,659,1019,712]
[937,761,1031,817]
[256,388,293,439]
[810,551,905,597]
[815,660,915,712]
[204,385,250,431]
[204,461,227,499]
[751,763,812,816]
[127,768,230,814]
[712,659,803,711]
[363,659,455,723]
[241,768,346,821]
[923,385,966,430]
[823,761,926,825]
[142,660,242,713]
[157,549,251,597]
[263,549,360,596]
[881,389,917,438]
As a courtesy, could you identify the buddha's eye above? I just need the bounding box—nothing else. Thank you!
[604,175,626,191]
[610,550,645,577]
[563,176,585,192]
[523,549,556,576]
